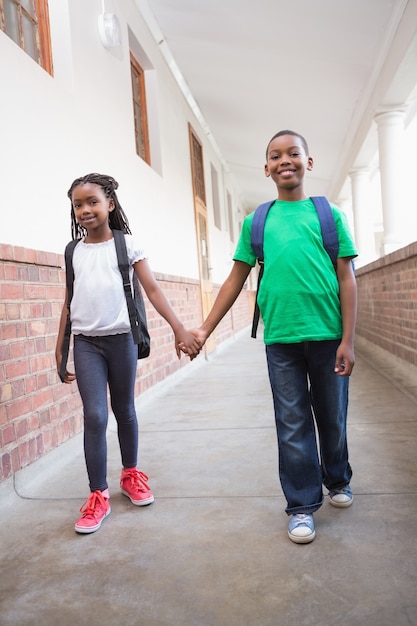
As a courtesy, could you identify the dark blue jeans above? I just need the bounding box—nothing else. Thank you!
[266,340,352,515]
[73,332,138,492]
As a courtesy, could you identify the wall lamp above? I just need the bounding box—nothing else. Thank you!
[98,1,122,48]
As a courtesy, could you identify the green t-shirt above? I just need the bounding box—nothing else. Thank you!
[234,198,357,344]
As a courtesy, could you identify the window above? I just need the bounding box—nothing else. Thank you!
[210,164,221,229]
[130,53,150,164]
[0,0,53,74]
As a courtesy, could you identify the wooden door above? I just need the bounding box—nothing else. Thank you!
[189,125,216,354]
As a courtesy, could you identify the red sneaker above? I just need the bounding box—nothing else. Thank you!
[120,468,154,506]
[75,489,111,534]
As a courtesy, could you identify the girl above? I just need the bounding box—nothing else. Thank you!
[55,173,201,534]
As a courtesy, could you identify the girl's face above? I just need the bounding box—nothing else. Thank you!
[71,182,114,236]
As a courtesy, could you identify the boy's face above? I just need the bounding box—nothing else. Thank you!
[264,134,313,194]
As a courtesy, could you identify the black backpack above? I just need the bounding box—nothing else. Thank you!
[59,229,150,382]
[250,196,339,338]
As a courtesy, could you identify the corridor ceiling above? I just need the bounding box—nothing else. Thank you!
[142,0,417,212]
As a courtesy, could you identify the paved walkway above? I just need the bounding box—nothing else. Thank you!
[1,331,417,626]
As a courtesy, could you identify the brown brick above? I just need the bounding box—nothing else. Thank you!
[0,383,12,403]
[31,389,52,412]
[2,424,16,445]
[10,341,27,360]
[1,283,24,300]
[15,418,28,439]
[7,396,31,420]
[5,359,30,380]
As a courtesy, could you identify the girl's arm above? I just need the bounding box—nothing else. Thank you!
[55,290,76,383]
[133,259,201,358]
[335,257,357,376]
[191,260,252,346]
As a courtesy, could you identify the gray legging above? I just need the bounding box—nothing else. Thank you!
[73,332,138,492]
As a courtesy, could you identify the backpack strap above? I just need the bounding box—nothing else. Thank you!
[250,200,274,338]
[250,200,275,261]
[113,229,141,345]
[310,196,339,267]
[250,196,339,338]
[59,239,79,382]
[64,240,79,304]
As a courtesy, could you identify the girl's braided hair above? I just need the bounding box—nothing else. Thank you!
[67,173,132,240]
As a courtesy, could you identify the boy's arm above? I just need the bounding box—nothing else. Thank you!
[134,259,202,358]
[335,257,357,376]
[193,260,252,345]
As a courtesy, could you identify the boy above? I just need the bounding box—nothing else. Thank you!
[190,130,357,543]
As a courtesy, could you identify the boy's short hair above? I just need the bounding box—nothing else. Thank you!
[266,130,309,159]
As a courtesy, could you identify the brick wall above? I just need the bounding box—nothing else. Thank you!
[355,241,417,366]
[8,236,416,483]
[0,243,253,482]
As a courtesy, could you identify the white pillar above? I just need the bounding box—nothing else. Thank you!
[375,110,407,254]
[349,168,376,266]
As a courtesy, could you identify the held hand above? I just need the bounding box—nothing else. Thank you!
[178,327,210,360]
[334,342,355,376]
[189,328,209,347]
[175,329,203,360]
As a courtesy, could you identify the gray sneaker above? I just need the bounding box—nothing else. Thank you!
[288,513,315,544]
[328,485,353,508]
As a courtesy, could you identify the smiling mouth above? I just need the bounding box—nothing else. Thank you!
[279,169,295,176]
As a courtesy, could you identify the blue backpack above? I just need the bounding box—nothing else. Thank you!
[250,196,339,338]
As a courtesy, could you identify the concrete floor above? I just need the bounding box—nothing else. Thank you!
[1,332,417,626]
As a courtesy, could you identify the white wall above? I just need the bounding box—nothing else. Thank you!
[0,0,243,282]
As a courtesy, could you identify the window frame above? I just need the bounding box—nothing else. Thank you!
[0,0,53,75]
[130,52,151,165]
